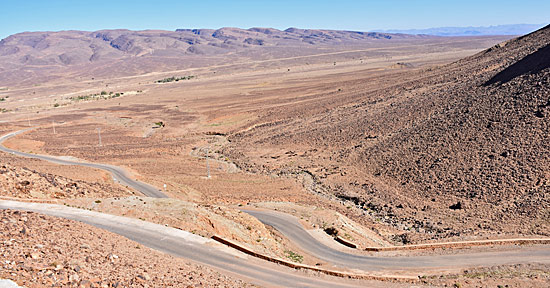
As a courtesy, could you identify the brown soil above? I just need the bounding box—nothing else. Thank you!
[0,209,253,287]
[224,25,550,244]
[0,163,130,199]
[0,26,543,286]
[424,263,550,288]
[63,197,299,262]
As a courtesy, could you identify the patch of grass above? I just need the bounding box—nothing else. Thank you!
[69,91,124,102]
[343,233,354,241]
[284,250,304,263]
[155,75,195,83]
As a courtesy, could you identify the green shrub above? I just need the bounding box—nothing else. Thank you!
[155,75,195,83]
[284,250,303,263]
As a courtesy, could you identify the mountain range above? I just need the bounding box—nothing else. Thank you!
[378,23,546,36]
[0,27,434,86]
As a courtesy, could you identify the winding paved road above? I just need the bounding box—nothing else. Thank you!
[0,129,167,198]
[0,200,378,288]
[1,129,550,286]
[243,210,550,271]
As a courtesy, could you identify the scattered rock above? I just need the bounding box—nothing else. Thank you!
[449,202,463,210]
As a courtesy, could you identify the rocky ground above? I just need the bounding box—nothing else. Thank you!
[424,263,550,288]
[225,25,550,244]
[0,27,545,287]
[64,196,294,261]
[0,209,254,287]
[0,163,130,199]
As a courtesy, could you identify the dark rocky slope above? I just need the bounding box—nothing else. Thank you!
[226,25,550,243]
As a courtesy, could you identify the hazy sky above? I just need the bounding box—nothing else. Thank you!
[1,0,548,39]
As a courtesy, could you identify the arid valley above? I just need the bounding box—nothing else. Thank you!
[0,19,549,288]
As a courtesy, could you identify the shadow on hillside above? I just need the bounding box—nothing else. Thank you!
[485,43,550,86]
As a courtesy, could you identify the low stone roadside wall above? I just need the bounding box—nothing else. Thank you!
[211,235,418,282]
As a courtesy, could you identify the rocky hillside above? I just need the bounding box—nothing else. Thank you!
[226,25,550,242]
[0,163,130,199]
[0,209,252,287]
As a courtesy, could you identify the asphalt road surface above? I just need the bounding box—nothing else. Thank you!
[0,200,393,288]
[2,129,550,286]
[0,129,168,198]
[244,209,550,271]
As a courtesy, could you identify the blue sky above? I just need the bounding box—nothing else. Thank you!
[1,0,548,39]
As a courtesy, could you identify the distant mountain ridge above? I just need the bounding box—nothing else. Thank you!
[378,24,546,36]
[0,27,432,86]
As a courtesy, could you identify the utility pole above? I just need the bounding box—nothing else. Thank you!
[52,121,56,134]
[206,144,211,179]
[27,115,31,127]
[97,128,102,146]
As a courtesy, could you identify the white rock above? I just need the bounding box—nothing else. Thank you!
[0,279,23,288]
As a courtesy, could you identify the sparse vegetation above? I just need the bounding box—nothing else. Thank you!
[69,91,124,102]
[343,233,353,240]
[0,97,5,101]
[155,75,195,83]
[284,250,303,263]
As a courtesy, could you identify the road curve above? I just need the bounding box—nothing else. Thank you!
[0,129,168,198]
[3,128,550,283]
[0,200,382,288]
[244,209,550,271]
